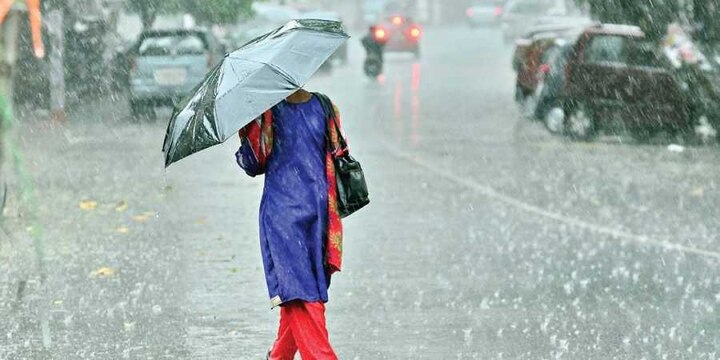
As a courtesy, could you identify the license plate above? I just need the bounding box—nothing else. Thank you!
[154,68,187,86]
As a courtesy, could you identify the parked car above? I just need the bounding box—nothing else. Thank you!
[127,29,224,120]
[373,15,422,58]
[465,0,505,28]
[298,10,348,64]
[562,24,694,140]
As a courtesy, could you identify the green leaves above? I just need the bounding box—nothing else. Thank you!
[578,0,679,40]
[182,0,253,25]
[577,0,720,42]
[127,0,254,29]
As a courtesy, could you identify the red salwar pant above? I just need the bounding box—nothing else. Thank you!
[269,301,338,360]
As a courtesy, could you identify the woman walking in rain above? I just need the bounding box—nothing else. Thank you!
[236,89,346,360]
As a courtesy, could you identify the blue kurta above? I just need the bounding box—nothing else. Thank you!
[237,96,330,307]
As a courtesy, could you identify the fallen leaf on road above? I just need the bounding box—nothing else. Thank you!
[79,200,98,211]
[230,267,239,273]
[115,201,129,212]
[133,211,157,223]
[691,187,704,198]
[196,217,207,225]
[123,321,136,332]
[91,267,115,278]
[53,300,63,306]
[115,226,129,234]
[132,215,149,223]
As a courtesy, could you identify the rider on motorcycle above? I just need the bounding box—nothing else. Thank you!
[361,25,387,78]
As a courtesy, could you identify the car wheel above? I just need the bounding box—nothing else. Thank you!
[565,104,596,141]
[364,57,383,78]
[544,107,565,134]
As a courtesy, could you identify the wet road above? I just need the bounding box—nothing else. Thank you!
[2,25,720,359]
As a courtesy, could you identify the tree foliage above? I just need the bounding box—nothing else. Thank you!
[127,0,179,29]
[180,0,253,25]
[578,0,720,42]
[578,0,679,39]
[127,0,253,29]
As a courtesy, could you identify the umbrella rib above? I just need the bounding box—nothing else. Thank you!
[215,60,299,104]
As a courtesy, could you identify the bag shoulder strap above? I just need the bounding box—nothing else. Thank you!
[314,92,347,151]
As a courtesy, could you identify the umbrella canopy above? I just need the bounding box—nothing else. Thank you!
[162,19,348,167]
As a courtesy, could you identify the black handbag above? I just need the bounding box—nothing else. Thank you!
[315,93,370,218]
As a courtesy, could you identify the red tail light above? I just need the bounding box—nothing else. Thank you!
[466,8,475,17]
[494,6,504,17]
[408,26,422,40]
[392,16,404,25]
[374,28,387,41]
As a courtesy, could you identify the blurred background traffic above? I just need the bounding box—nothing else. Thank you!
[7,0,720,143]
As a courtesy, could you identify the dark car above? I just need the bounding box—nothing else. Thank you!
[562,24,693,140]
[127,29,224,119]
[373,15,422,58]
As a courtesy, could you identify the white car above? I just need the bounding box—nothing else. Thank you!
[466,0,505,27]
[501,0,581,43]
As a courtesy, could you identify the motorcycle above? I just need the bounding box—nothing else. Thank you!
[362,26,387,78]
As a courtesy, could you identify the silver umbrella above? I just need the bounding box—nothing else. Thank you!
[162,19,349,167]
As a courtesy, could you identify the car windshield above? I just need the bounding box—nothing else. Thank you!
[139,34,207,56]
[585,35,626,63]
[585,35,666,68]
